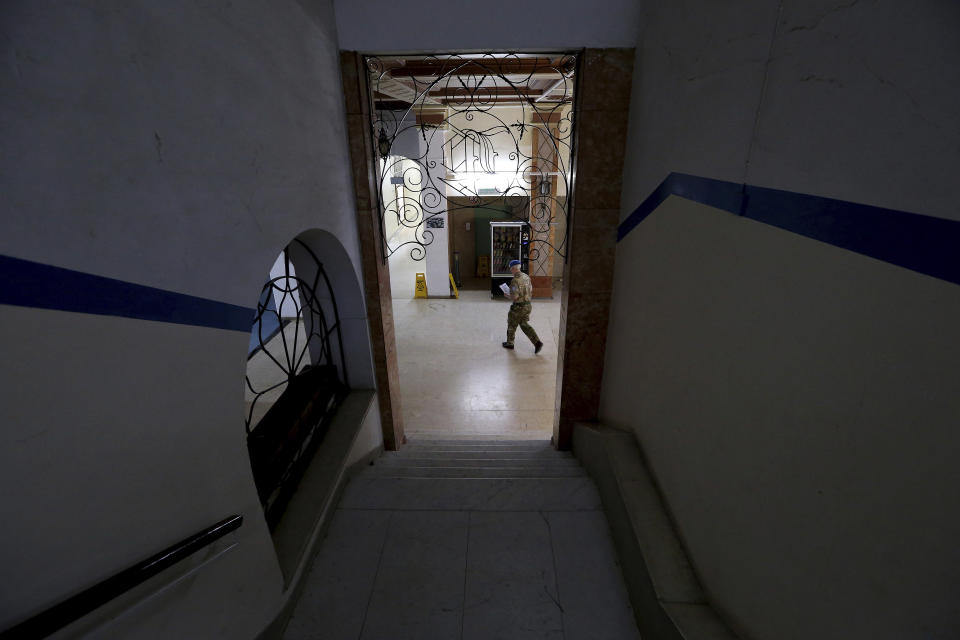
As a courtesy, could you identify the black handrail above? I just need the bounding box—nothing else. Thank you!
[0,515,243,640]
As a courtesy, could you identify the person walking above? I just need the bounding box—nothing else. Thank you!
[502,259,544,353]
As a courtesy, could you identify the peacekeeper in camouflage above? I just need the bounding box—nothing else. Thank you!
[502,260,544,353]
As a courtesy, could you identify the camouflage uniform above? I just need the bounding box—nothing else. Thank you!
[505,270,541,346]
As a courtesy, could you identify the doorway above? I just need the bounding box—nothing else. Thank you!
[342,48,633,449]
[367,53,575,440]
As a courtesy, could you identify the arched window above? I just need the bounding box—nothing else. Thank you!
[244,239,348,530]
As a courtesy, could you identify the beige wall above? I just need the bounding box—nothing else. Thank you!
[0,1,375,635]
[603,197,960,639]
[601,0,960,638]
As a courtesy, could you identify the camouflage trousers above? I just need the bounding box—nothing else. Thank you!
[506,302,540,345]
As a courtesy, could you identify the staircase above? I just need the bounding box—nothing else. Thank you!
[370,438,586,478]
[339,438,600,511]
[283,438,641,640]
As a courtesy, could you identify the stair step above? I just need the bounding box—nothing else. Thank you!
[405,439,552,448]
[376,456,581,468]
[392,449,574,460]
[366,465,586,478]
[401,446,557,455]
[340,477,601,511]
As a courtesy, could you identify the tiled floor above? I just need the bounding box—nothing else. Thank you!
[283,441,640,640]
[280,290,639,640]
[392,290,561,440]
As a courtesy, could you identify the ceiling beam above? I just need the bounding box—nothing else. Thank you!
[429,86,540,97]
[373,75,441,105]
[386,58,567,78]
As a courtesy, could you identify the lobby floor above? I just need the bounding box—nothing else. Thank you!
[392,290,561,440]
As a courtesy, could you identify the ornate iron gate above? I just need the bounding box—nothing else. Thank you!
[365,53,578,278]
[245,239,348,529]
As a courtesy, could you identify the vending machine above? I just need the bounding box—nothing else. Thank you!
[490,221,530,297]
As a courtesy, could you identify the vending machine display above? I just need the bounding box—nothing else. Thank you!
[490,221,530,297]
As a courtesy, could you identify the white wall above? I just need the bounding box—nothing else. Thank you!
[0,0,378,636]
[290,228,377,389]
[444,106,534,195]
[384,156,429,298]
[602,1,960,638]
[334,0,642,51]
[345,393,383,468]
[604,198,960,640]
[0,307,281,637]
[268,253,303,318]
[618,0,776,210]
[420,127,451,294]
[384,110,422,161]
[620,0,960,223]
[380,110,432,298]
[1,0,363,299]
[747,0,960,221]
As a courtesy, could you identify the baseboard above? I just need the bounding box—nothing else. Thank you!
[257,390,379,640]
[346,443,384,478]
[572,423,740,640]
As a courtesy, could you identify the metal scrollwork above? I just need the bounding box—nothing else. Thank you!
[366,52,578,276]
[245,240,348,433]
[244,240,350,527]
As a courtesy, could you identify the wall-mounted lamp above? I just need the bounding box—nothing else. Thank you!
[377,129,391,158]
[538,179,551,197]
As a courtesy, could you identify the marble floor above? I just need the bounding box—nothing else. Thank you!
[283,440,641,640]
[392,290,562,440]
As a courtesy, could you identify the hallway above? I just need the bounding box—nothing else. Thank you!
[392,290,562,440]
[283,439,640,640]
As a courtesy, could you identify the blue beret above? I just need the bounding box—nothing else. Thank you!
[508,259,521,267]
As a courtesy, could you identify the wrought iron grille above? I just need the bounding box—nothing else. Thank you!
[366,53,578,277]
[245,239,348,530]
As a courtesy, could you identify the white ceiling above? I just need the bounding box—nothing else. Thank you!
[334,0,642,52]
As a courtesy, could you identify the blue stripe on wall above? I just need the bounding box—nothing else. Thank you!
[618,173,960,287]
[0,255,256,332]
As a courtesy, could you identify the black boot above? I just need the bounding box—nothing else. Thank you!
[534,341,543,354]
[502,342,514,349]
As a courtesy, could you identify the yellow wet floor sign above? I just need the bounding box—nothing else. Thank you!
[414,273,427,298]
[449,273,459,298]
